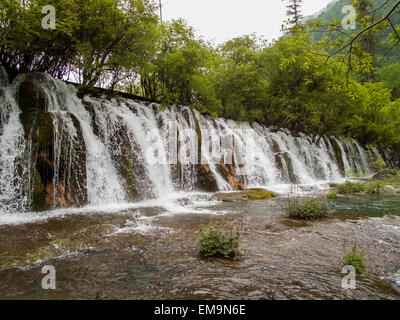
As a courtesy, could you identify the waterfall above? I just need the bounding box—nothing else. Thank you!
[0,76,30,213]
[196,111,232,191]
[0,72,382,214]
[39,76,126,205]
[89,96,175,198]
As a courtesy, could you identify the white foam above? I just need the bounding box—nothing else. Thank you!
[0,192,225,226]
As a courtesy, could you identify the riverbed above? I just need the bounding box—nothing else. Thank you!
[0,194,399,300]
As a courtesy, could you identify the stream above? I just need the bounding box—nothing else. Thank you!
[0,193,399,300]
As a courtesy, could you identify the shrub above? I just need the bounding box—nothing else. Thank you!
[287,198,329,220]
[197,221,241,260]
[343,244,366,274]
[327,192,339,200]
[366,181,383,195]
[370,154,386,173]
[337,182,366,194]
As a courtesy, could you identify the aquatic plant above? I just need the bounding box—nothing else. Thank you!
[327,192,339,200]
[287,198,329,220]
[366,181,383,195]
[343,244,366,274]
[337,182,366,194]
[197,220,241,260]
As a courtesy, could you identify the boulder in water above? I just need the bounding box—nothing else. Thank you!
[214,188,277,202]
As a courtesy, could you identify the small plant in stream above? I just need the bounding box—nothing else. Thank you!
[197,220,241,260]
[337,181,366,194]
[327,192,339,200]
[366,181,383,195]
[287,198,329,220]
[343,244,366,274]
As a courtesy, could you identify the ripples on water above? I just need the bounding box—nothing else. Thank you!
[0,192,399,300]
[328,196,400,217]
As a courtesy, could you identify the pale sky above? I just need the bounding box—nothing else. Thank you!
[163,0,335,44]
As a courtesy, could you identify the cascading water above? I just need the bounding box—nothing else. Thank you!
[0,72,381,215]
[39,76,126,206]
[0,75,30,213]
[195,111,231,191]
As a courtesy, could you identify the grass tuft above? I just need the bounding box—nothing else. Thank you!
[343,244,366,274]
[287,198,329,220]
[197,220,241,260]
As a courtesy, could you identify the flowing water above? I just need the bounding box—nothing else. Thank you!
[0,72,375,214]
[0,71,399,300]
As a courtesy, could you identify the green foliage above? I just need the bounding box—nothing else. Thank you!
[214,35,265,122]
[365,181,383,195]
[327,192,339,200]
[197,220,241,260]
[343,82,398,148]
[1,0,400,158]
[0,0,159,85]
[343,244,366,274]
[287,198,329,220]
[376,64,400,100]
[135,19,222,115]
[372,169,400,188]
[337,182,366,194]
[312,0,400,66]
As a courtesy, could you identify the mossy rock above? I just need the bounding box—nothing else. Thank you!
[193,112,202,164]
[18,74,50,138]
[197,164,219,192]
[0,66,9,87]
[245,188,277,200]
[271,139,285,179]
[120,155,139,201]
[215,188,277,202]
[330,137,345,174]
[32,169,47,212]
[100,121,140,201]
[214,192,249,202]
[282,152,297,184]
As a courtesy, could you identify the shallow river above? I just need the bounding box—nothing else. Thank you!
[0,194,399,300]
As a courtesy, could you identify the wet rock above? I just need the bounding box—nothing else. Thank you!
[214,188,277,202]
[0,67,9,87]
[271,139,286,181]
[18,75,87,211]
[330,137,345,174]
[282,152,297,184]
[373,170,397,180]
[18,74,50,134]
[214,192,249,202]
[216,162,246,191]
[197,164,219,192]
[246,188,278,200]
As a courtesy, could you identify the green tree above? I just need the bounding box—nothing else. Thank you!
[73,0,159,86]
[0,0,78,79]
[138,19,222,114]
[282,0,304,29]
[376,63,400,99]
[214,35,265,121]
